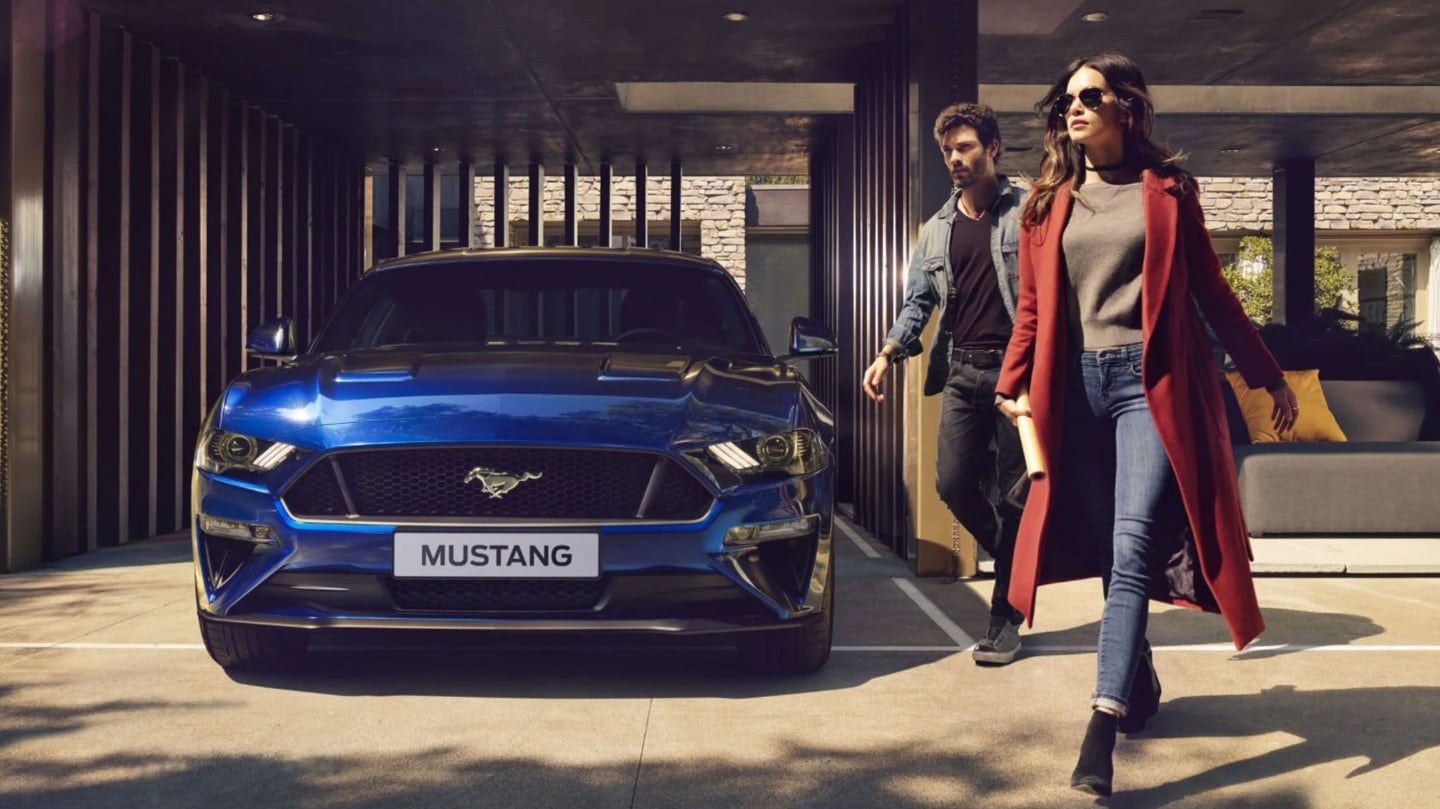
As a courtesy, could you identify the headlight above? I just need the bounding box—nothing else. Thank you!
[705,428,827,477]
[195,429,297,473]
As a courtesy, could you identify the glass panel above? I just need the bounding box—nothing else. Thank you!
[1355,252,1417,334]
[313,258,761,355]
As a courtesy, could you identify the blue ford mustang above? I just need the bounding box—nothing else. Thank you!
[192,248,837,674]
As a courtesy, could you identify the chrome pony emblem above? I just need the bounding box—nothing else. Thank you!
[463,467,542,499]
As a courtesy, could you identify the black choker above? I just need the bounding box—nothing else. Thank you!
[1086,160,1128,172]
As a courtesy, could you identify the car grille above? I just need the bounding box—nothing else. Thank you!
[282,447,714,522]
[386,577,608,612]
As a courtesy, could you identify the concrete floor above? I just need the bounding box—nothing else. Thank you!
[2,520,1437,809]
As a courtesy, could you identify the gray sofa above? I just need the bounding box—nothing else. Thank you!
[1227,378,1440,536]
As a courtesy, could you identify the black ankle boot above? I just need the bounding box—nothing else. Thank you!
[1071,711,1117,796]
[1119,650,1162,734]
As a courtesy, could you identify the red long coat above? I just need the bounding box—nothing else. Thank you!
[995,171,1281,650]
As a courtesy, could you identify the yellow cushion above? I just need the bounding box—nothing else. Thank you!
[1226,369,1347,444]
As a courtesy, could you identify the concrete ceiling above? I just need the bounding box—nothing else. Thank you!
[84,0,1440,176]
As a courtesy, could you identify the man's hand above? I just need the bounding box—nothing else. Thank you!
[862,353,892,403]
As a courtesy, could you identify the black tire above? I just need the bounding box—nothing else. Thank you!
[737,563,834,675]
[198,613,309,671]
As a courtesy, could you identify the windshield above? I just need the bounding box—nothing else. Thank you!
[311,258,767,355]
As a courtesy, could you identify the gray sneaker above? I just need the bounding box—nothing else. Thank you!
[972,617,1022,665]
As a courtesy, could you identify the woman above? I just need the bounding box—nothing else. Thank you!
[993,52,1298,797]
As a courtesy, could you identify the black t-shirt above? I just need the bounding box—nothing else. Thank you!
[947,209,1011,349]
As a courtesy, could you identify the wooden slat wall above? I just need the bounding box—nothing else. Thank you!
[4,6,365,565]
[810,17,912,554]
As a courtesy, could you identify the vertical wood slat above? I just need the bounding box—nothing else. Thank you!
[123,42,158,540]
[286,126,300,328]
[457,161,475,248]
[153,58,183,533]
[4,0,50,569]
[563,163,578,247]
[268,117,284,319]
[246,105,266,343]
[669,160,682,251]
[492,162,508,248]
[94,22,133,546]
[634,161,647,248]
[208,86,229,417]
[598,162,613,248]
[230,99,252,374]
[387,159,406,258]
[528,162,544,247]
[179,69,206,523]
[49,0,87,557]
[422,158,441,251]
[298,136,313,344]
[84,10,102,551]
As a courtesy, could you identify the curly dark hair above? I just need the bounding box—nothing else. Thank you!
[932,102,1002,158]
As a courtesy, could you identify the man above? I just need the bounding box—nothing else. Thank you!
[862,102,1028,666]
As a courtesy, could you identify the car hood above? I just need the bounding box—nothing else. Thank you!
[217,348,804,450]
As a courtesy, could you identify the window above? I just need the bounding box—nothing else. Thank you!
[508,220,702,254]
[1356,252,1418,334]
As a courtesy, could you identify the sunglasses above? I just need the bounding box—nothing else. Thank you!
[1050,87,1105,121]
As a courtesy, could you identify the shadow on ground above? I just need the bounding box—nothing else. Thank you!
[1023,606,1384,660]
[225,634,946,699]
[1102,684,1440,808]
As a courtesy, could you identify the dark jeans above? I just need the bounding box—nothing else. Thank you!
[1058,344,1177,714]
[936,353,1026,623]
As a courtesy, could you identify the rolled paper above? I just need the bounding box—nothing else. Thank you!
[1016,389,1047,481]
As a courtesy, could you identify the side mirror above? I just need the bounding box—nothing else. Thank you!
[779,316,838,361]
[246,317,298,362]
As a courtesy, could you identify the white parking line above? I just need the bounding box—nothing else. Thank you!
[891,578,977,648]
[834,517,882,558]
[6,641,1440,653]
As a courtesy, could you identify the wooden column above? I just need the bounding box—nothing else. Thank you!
[634,160,647,248]
[598,162,613,248]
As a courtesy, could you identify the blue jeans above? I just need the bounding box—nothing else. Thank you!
[1059,344,1177,715]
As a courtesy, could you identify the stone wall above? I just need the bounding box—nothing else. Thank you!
[1197,177,1440,232]
[473,176,749,288]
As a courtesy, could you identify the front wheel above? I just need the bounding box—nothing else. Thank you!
[198,613,309,671]
[737,563,834,675]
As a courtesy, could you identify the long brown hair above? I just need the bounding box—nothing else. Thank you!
[1022,52,1194,227]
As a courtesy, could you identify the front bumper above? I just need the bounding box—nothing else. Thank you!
[193,466,833,634]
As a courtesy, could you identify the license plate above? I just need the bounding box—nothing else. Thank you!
[393,532,599,579]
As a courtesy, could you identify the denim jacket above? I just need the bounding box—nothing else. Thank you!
[883,175,1027,396]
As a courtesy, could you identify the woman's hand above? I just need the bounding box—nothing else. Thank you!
[996,396,1030,426]
[1268,380,1299,433]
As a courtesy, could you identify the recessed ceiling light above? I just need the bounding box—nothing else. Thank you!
[250,11,283,22]
[713,143,737,154]
[723,11,750,23]
[1080,11,1109,22]
[1220,146,1243,154]
[431,146,446,153]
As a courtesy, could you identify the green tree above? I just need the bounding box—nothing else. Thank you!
[1220,235,1355,324]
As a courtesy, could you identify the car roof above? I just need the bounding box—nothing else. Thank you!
[368,246,731,277]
